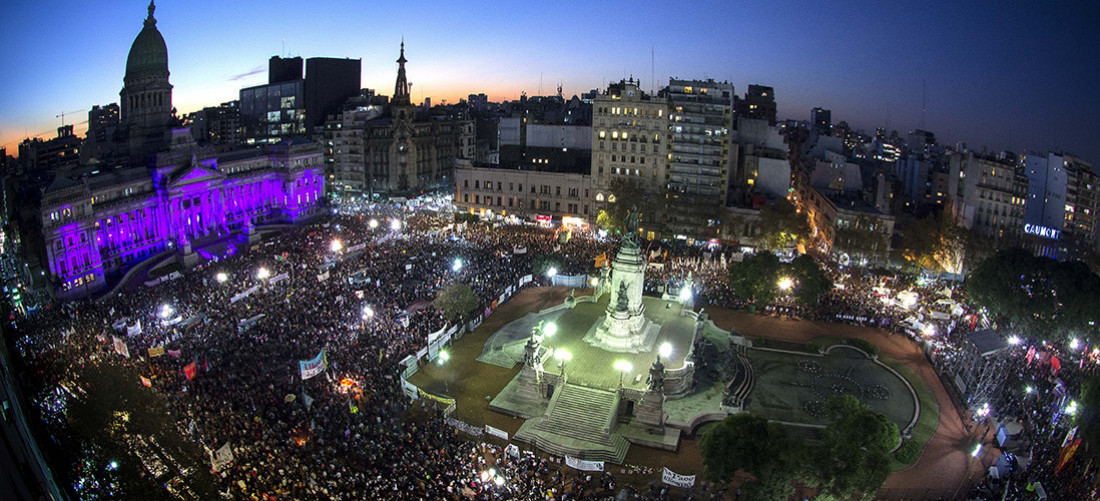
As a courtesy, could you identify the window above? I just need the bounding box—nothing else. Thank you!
[464,180,468,188]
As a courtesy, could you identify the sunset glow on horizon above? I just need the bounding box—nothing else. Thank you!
[2,0,1097,163]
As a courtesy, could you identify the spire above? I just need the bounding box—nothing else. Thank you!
[146,0,157,26]
[393,39,410,106]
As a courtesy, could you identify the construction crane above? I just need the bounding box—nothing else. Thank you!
[56,109,85,127]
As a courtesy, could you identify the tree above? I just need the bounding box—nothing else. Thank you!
[729,252,781,306]
[599,177,658,234]
[808,395,898,499]
[833,215,890,265]
[433,283,479,323]
[756,199,810,252]
[699,414,797,500]
[967,249,1100,344]
[1077,376,1100,461]
[786,255,833,305]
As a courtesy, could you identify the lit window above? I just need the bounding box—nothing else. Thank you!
[599,131,606,139]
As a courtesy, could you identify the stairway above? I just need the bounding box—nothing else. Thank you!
[515,384,629,463]
[726,344,756,408]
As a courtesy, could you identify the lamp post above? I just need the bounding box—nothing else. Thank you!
[614,360,633,387]
[215,272,228,284]
[541,321,557,351]
[361,305,374,331]
[438,349,451,394]
[554,348,572,377]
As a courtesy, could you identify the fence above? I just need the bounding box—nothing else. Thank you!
[397,272,539,406]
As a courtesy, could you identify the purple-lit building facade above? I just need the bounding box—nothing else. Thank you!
[40,132,324,299]
[36,1,325,300]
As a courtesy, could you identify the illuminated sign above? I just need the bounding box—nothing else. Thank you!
[1024,223,1060,240]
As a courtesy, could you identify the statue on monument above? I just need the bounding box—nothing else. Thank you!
[622,205,640,249]
[615,281,630,312]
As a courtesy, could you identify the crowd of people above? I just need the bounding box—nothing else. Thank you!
[9,200,1099,500]
[12,206,732,500]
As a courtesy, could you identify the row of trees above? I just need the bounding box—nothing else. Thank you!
[700,395,898,500]
[728,253,833,307]
[967,248,1100,345]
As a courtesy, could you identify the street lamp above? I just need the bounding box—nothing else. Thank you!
[390,218,402,231]
[438,349,451,394]
[159,304,174,319]
[1070,338,1081,350]
[452,258,463,272]
[778,277,794,292]
[331,239,343,252]
[368,218,379,229]
[1008,335,1021,345]
[257,267,271,280]
[614,360,633,386]
[215,272,228,284]
[658,342,673,361]
[554,348,572,375]
[546,267,557,279]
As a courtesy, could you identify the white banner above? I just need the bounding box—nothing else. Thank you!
[565,456,604,472]
[513,245,527,255]
[126,320,143,336]
[270,272,289,285]
[662,468,695,488]
[299,350,327,380]
[230,285,260,304]
[317,271,330,282]
[445,417,484,437]
[505,444,521,458]
[484,425,509,441]
[210,442,234,472]
[112,335,130,358]
[519,274,533,286]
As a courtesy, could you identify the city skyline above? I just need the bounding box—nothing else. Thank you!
[2,0,1098,163]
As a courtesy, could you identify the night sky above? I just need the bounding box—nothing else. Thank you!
[2,0,1098,163]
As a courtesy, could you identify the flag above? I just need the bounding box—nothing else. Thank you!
[140,375,152,387]
[112,336,130,358]
[168,349,181,358]
[148,346,166,358]
[595,252,608,268]
[1055,439,1081,473]
[299,350,327,380]
[184,361,198,381]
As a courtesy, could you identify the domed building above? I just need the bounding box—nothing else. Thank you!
[119,1,174,164]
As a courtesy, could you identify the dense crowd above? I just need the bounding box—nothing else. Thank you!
[10,201,1100,500]
[12,207,731,500]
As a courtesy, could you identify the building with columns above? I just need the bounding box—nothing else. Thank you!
[36,1,325,300]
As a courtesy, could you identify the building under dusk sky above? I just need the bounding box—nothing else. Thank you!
[1,0,1098,163]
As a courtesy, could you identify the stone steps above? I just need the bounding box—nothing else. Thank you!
[515,384,630,463]
[726,344,755,407]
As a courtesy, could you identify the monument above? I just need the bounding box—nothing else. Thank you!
[586,206,661,353]
[481,206,728,462]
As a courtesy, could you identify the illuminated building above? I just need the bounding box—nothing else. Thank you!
[591,78,668,210]
[37,1,326,300]
[327,42,471,196]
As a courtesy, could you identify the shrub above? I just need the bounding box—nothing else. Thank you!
[847,338,879,357]
[894,439,921,463]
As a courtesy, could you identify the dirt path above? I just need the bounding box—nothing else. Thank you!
[411,288,978,498]
[704,309,978,495]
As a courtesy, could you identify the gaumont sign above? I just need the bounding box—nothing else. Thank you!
[1023,223,1060,240]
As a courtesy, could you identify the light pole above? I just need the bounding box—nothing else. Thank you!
[614,360,633,387]
[554,348,572,377]
[215,272,228,284]
[437,349,451,394]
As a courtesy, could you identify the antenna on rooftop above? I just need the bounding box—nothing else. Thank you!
[651,46,655,95]
[920,79,926,130]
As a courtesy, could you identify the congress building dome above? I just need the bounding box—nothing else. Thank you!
[125,1,168,79]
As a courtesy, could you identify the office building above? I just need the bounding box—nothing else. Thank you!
[734,85,777,125]
[186,101,241,145]
[811,107,831,135]
[591,78,668,205]
[665,78,734,235]
[241,56,361,143]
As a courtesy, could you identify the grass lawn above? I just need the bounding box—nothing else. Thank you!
[879,355,941,472]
